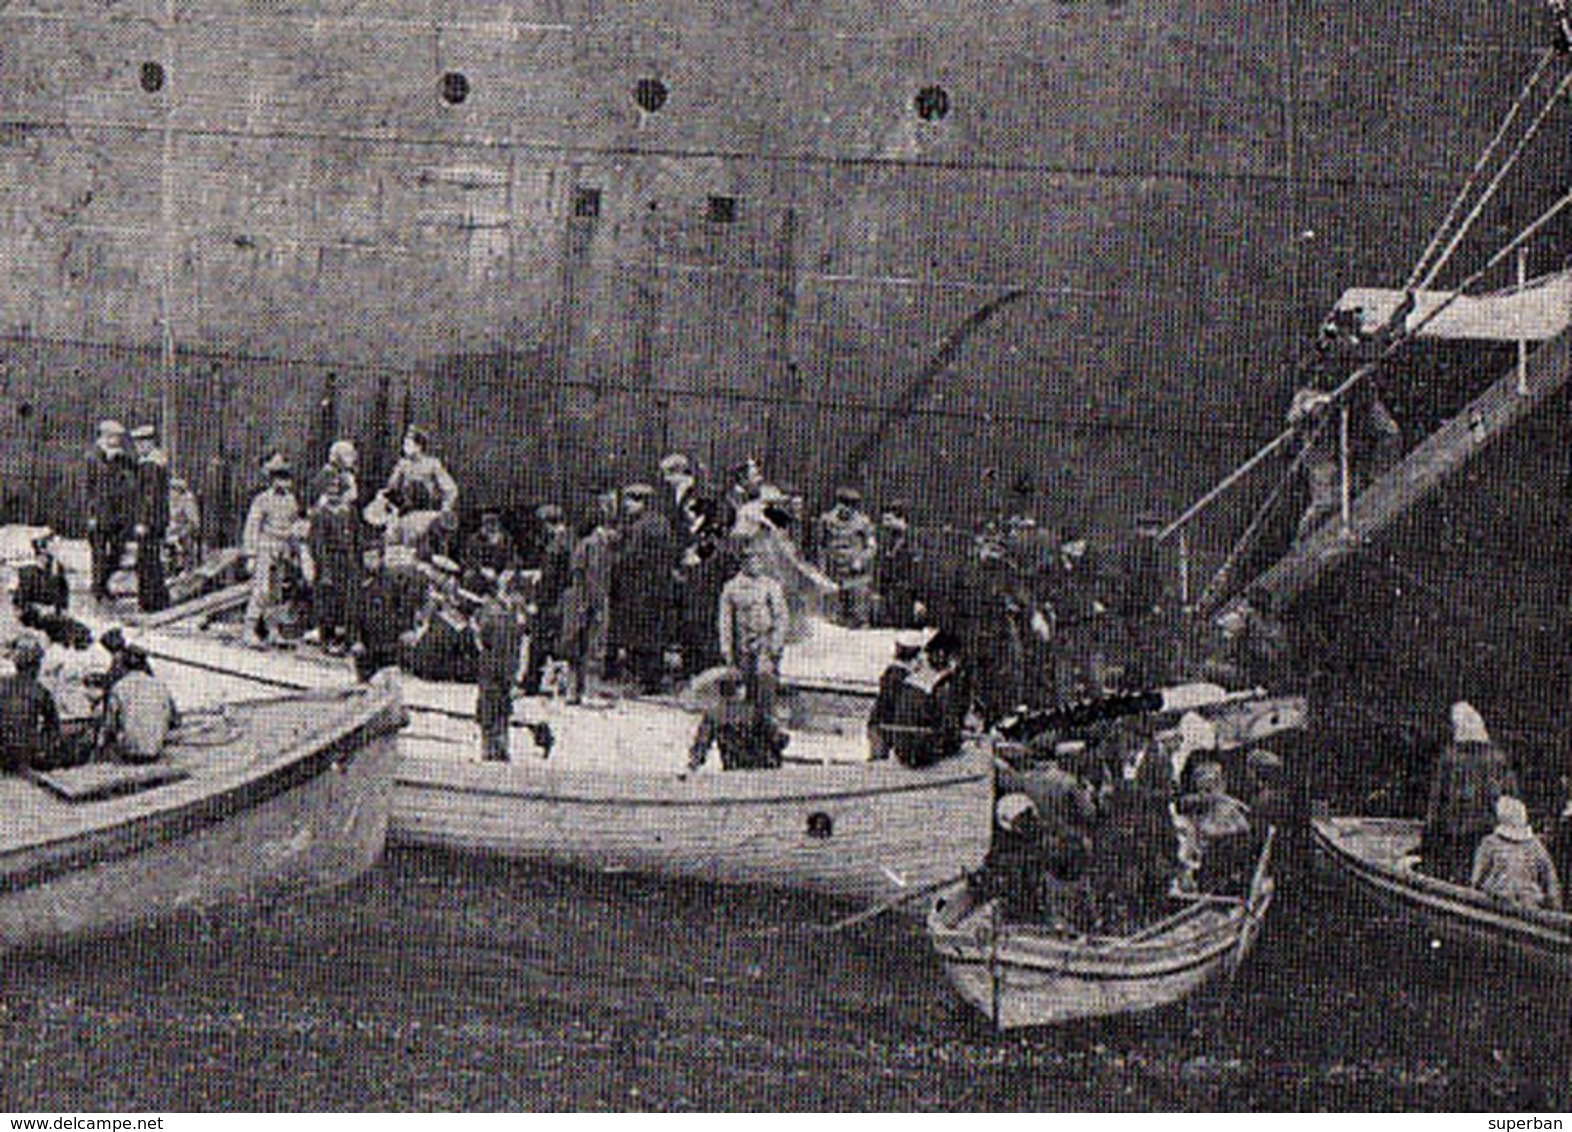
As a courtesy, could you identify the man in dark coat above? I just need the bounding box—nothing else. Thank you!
[308,474,363,652]
[12,530,91,648]
[873,504,919,629]
[887,631,967,768]
[86,419,136,603]
[523,503,572,696]
[462,508,520,579]
[351,543,427,682]
[131,424,172,612]
[612,483,675,694]
[472,572,525,761]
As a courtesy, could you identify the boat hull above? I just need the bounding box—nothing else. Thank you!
[928,837,1275,1029]
[0,683,403,951]
[393,751,993,905]
[1310,815,1572,977]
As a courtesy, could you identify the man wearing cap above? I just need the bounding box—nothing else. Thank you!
[242,453,302,647]
[86,420,137,603]
[523,503,571,696]
[130,424,172,613]
[0,634,62,772]
[867,630,925,761]
[612,483,676,694]
[886,630,967,768]
[383,426,458,557]
[816,487,877,628]
[12,530,90,649]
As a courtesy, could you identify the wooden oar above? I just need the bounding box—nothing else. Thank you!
[817,871,971,934]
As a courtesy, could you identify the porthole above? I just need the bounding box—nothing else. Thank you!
[914,84,950,121]
[706,195,737,224]
[139,61,165,93]
[806,812,833,839]
[572,186,602,219]
[633,77,668,113]
[440,71,470,105]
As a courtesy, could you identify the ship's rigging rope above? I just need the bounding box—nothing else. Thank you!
[1163,42,1572,592]
[1405,47,1562,292]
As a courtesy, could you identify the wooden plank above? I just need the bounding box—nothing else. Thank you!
[137,580,250,629]
[1223,323,1572,617]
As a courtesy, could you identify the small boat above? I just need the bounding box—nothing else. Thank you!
[927,831,1276,1030]
[1310,815,1572,976]
[1,677,405,950]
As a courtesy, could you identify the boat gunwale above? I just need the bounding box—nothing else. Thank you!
[1311,815,1572,940]
[0,682,403,897]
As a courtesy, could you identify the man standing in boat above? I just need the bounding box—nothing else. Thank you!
[130,424,171,614]
[1420,701,1520,884]
[612,483,676,695]
[381,425,458,558]
[242,453,303,648]
[718,545,789,742]
[523,503,572,696]
[817,486,877,628]
[85,419,136,605]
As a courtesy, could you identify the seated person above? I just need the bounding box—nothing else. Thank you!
[0,634,62,772]
[867,631,924,761]
[978,793,1053,921]
[886,630,966,769]
[1176,760,1254,893]
[1470,796,1563,912]
[400,556,479,683]
[99,646,179,763]
[688,668,786,772]
[11,530,91,649]
[997,743,1097,883]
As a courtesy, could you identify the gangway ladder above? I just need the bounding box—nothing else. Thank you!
[1216,315,1572,621]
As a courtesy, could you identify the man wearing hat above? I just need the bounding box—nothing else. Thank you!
[85,419,136,603]
[130,424,171,612]
[1469,795,1563,912]
[12,530,88,649]
[0,634,62,772]
[816,486,877,628]
[241,453,302,647]
[612,483,676,694]
[523,503,571,696]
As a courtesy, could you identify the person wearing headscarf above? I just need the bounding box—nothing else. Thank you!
[1469,796,1563,911]
[1421,701,1520,884]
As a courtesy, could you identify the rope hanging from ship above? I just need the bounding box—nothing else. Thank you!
[1163,21,1572,612]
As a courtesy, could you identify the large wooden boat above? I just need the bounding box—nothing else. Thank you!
[104,604,993,905]
[927,832,1276,1030]
[0,677,405,950]
[1310,815,1572,977]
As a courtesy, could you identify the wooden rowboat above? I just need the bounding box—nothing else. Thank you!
[1310,815,1572,977]
[1,676,405,950]
[927,832,1276,1029]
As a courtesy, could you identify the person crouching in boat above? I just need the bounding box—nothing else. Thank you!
[1420,701,1520,885]
[867,630,926,761]
[0,634,63,772]
[11,529,92,650]
[687,667,785,772]
[886,630,966,769]
[98,645,178,764]
[1469,795,1564,913]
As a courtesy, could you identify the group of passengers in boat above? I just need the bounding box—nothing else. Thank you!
[970,707,1284,935]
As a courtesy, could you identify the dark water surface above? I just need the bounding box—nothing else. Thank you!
[2,844,1567,1112]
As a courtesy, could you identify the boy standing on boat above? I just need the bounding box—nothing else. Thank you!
[718,547,788,740]
[242,454,303,648]
[473,570,525,762]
